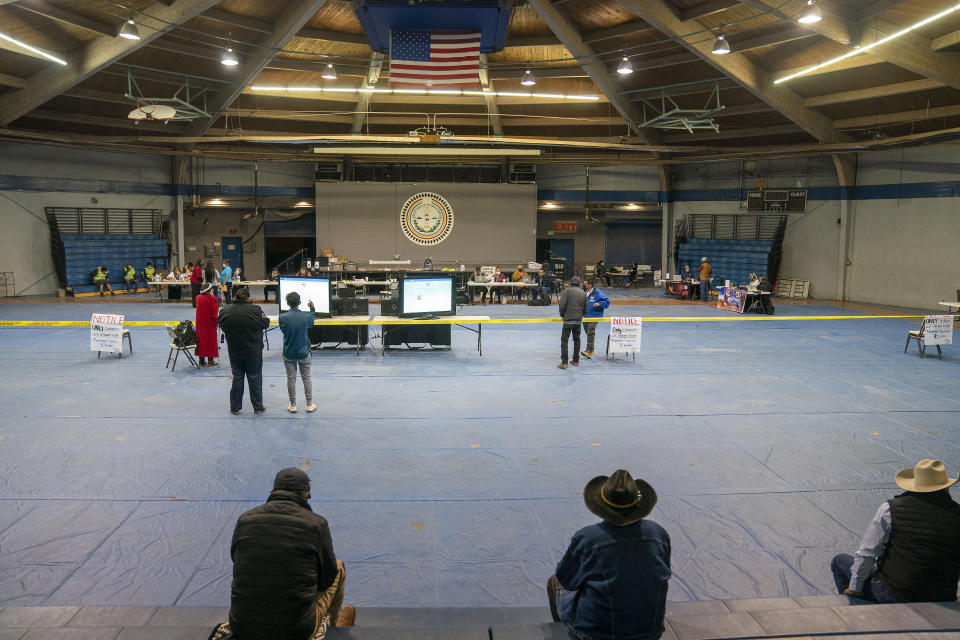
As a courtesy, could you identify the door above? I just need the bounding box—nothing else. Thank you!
[604,221,661,269]
[221,236,243,272]
[548,238,575,279]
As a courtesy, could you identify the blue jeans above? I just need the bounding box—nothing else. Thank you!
[699,279,710,301]
[229,351,264,413]
[830,553,899,603]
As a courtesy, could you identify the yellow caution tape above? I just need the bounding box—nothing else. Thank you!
[0,314,928,328]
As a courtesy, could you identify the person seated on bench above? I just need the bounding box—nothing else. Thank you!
[512,264,527,300]
[831,459,960,603]
[142,262,157,292]
[534,268,555,305]
[548,470,670,640]
[218,468,355,640]
[490,267,508,303]
[91,265,114,296]
[122,263,137,294]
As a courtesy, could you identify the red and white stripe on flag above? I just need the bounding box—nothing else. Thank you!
[389,30,481,88]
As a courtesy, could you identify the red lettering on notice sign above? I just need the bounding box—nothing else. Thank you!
[553,221,577,233]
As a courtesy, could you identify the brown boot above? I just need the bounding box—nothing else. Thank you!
[336,605,356,627]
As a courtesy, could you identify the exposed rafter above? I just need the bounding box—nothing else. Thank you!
[730,26,814,52]
[682,0,740,21]
[738,0,856,44]
[616,0,836,142]
[663,123,801,143]
[528,0,656,145]
[931,29,960,52]
[858,0,906,24]
[15,0,115,37]
[295,27,368,45]
[836,103,960,129]
[743,0,960,89]
[351,52,385,134]
[803,79,943,107]
[477,54,504,137]
[181,0,330,140]
[201,8,273,34]
[0,0,222,126]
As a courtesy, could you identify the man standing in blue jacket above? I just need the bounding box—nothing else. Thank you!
[581,278,610,359]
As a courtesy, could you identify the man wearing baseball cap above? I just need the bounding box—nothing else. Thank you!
[226,467,355,639]
[831,459,960,603]
[547,470,671,640]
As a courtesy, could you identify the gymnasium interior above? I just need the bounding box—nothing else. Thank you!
[1,0,960,638]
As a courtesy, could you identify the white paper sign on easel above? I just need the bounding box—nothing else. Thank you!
[924,315,954,345]
[608,316,642,355]
[90,313,125,352]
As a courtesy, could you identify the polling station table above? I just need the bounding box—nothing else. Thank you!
[340,279,392,297]
[151,280,191,302]
[467,281,533,303]
[267,315,370,355]
[664,280,700,299]
[374,315,490,355]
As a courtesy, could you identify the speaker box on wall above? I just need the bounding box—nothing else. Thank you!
[342,298,369,315]
[381,298,400,316]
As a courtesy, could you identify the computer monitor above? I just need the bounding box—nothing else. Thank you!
[399,275,455,317]
[278,276,332,317]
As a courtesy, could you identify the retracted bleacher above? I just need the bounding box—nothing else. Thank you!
[46,208,169,296]
[676,214,787,287]
[677,238,774,287]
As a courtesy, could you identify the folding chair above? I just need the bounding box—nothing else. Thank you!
[166,326,199,371]
[98,330,132,359]
[905,319,942,359]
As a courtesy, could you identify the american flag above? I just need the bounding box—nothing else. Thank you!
[389,30,481,88]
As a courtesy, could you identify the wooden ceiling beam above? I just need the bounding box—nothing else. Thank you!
[682,0,741,21]
[931,29,960,52]
[617,0,836,142]
[0,0,222,126]
[351,51,385,134]
[181,0,330,139]
[738,0,855,44]
[15,0,116,37]
[527,0,657,144]
[803,78,944,107]
[266,57,366,76]
[581,20,653,43]
[201,8,273,34]
[295,27,368,45]
[858,0,906,24]
[774,53,884,78]
[0,73,27,89]
[836,103,960,129]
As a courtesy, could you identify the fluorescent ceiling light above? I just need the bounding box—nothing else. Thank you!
[617,57,633,74]
[118,18,140,40]
[521,68,536,86]
[712,34,731,54]
[775,2,960,83]
[798,0,822,24]
[250,86,600,100]
[0,31,67,65]
[313,147,541,156]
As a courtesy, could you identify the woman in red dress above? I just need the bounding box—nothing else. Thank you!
[196,282,219,366]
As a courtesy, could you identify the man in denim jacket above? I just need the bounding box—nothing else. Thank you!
[548,470,671,640]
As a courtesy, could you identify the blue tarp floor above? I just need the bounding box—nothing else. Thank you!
[0,297,957,608]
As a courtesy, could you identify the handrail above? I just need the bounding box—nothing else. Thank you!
[271,248,308,274]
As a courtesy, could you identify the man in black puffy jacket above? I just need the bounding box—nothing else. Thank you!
[229,468,355,639]
[218,287,270,415]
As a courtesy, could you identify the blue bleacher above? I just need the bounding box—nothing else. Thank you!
[677,237,773,287]
[59,234,169,295]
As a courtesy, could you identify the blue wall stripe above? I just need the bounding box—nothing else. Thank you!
[2,173,959,202]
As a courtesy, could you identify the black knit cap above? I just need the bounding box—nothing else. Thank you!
[273,467,310,492]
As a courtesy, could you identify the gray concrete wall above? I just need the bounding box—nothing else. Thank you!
[316,181,537,267]
[846,149,960,308]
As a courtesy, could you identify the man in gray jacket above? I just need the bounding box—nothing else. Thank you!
[558,276,588,369]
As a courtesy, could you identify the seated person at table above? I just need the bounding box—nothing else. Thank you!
[90,265,114,296]
[491,267,508,303]
[758,275,772,292]
[682,265,693,280]
[297,265,312,278]
[748,273,761,290]
[530,268,555,305]
[629,262,639,285]
[142,262,157,292]
[122,262,137,294]
[264,269,281,303]
[512,264,527,300]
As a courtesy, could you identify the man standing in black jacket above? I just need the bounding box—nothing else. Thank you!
[229,467,355,639]
[218,286,270,415]
[557,276,588,369]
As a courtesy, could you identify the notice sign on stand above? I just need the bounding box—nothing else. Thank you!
[608,317,642,354]
[924,315,954,345]
[90,313,125,353]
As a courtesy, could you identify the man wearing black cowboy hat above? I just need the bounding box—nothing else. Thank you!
[831,459,960,603]
[223,467,355,640]
[548,470,671,640]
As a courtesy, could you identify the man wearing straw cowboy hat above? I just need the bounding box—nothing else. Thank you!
[548,470,671,640]
[831,459,960,603]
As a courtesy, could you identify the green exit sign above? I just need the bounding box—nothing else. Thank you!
[547,230,555,236]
